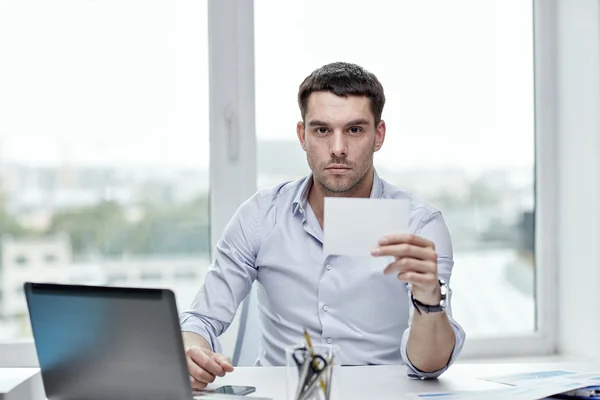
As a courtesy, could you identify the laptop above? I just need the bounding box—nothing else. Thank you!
[24,282,198,400]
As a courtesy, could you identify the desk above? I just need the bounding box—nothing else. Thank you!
[206,362,600,400]
[0,368,44,400]
[4,362,600,400]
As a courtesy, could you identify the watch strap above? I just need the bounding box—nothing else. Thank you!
[411,279,447,315]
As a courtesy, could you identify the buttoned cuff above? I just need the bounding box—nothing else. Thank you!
[400,315,466,379]
[180,312,224,354]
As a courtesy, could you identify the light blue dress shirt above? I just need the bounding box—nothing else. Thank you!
[180,170,465,378]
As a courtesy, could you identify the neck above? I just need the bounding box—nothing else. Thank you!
[308,167,375,226]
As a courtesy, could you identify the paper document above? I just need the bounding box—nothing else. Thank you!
[323,197,409,256]
[479,369,578,386]
[408,373,600,400]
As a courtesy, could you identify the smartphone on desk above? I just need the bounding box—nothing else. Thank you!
[193,385,256,397]
[214,385,256,395]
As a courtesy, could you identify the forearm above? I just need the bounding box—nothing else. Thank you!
[406,311,455,373]
[182,331,213,352]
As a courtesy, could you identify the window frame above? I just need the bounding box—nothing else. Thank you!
[0,0,560,366]
[460,0,559,358]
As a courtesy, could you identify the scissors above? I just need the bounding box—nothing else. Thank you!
[292,346,308,370]
[292,346,328,374]
[294,352,331,400]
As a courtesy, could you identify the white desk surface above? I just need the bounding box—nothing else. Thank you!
[0,368,37,393]
[205,362,600,400]
[0,368,44,400]
[4,362,600,400]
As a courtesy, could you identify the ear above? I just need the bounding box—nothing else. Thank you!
[374,120,386,152]
[297,121,307,151]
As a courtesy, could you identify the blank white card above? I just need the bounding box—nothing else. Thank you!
[323,197,409,256]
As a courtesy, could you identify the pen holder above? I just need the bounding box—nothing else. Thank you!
[285,343,339,400]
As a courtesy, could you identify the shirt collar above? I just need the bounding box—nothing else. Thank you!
[292,168,384,216]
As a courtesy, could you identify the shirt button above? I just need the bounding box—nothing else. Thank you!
[322,305,329,312]
[326,338,333,344]
[326,264,332,270]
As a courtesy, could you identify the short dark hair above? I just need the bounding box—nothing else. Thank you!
[297,62,386,124]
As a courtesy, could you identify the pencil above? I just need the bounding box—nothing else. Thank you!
[303,328,328,394]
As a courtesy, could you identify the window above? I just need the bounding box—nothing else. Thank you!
[108,273,128,284]
[141,271,162,281]
[0,0,556,364]
[255,0,536,339]
[44,254,57,264]
[0,0,211,342]
[14,256,28,266]
[175,270,197,280]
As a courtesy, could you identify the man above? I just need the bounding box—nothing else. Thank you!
[179,62,465,389]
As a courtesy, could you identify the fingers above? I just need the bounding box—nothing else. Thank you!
[187,348,225,378]
[378,233,435,249]
[395,271,438,287]
[212,353,235,373]
[186,347,234,392]
[384,258,436,275]
[372,243,437,261]
[187,354,216,384]
[190,375,208,390]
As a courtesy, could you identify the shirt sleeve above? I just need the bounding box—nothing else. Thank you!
[400,211,466,379]
[179,192,263,353]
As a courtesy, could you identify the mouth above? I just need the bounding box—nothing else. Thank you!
[326,165,351,174]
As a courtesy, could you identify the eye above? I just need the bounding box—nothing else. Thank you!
[348,126,362,134]
[315,127,329,134]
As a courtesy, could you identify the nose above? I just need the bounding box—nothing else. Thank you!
[330,131,347,158]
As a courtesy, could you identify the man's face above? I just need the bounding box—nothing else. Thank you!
[297,91,385,194]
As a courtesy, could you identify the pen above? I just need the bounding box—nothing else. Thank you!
[303,328,328,395]
[295,357,312,400]
[326,358,333,400]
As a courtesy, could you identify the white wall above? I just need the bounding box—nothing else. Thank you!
[555,0,600,358]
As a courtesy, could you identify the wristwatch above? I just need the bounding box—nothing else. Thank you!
[410,279,448,315]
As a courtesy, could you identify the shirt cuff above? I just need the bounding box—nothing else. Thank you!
[400,315,466,379]
[180,312,224,354]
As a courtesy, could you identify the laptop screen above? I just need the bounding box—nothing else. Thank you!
[24,283,192,400]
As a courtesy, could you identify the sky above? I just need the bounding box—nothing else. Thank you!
[0,0,534,172]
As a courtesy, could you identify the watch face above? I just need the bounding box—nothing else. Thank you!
[440,285,448,296]
[438,280,448,309]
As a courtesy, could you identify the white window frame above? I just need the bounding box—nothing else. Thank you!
[460,0,559,358]
[0,0,567,366]
[206,0,257,360]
